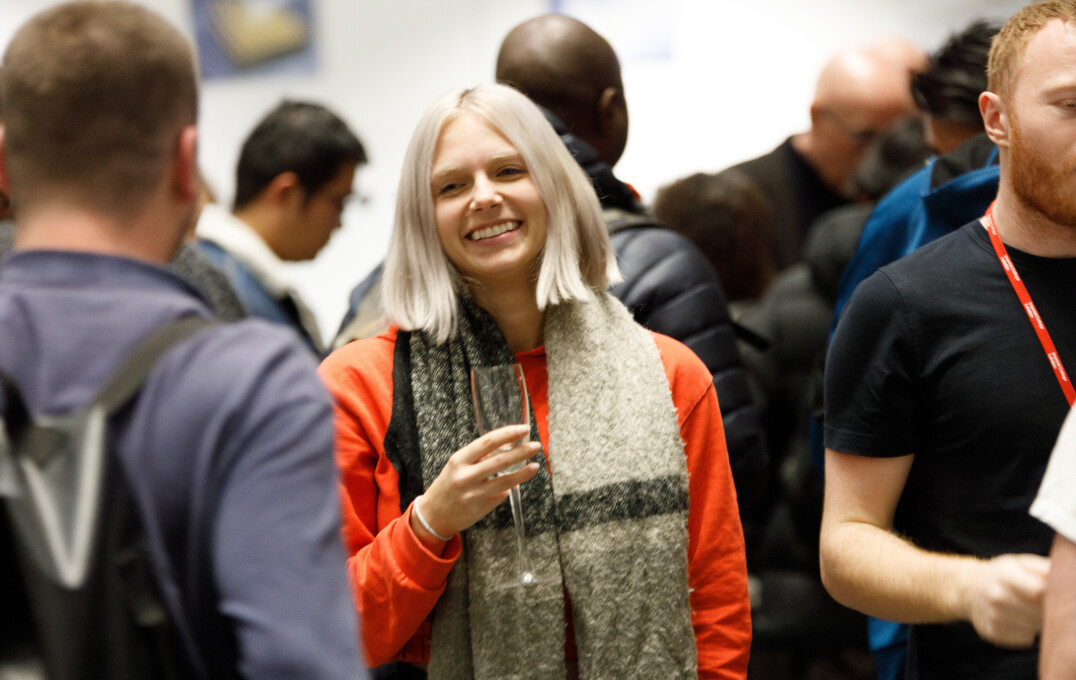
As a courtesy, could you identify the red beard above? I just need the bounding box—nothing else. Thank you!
[1009,112,1076,228]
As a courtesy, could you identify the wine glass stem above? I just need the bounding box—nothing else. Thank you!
[507,485,535,579]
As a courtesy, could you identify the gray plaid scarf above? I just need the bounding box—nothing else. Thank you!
[384,292,696,679]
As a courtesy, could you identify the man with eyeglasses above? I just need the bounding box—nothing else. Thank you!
[713,43,923,272]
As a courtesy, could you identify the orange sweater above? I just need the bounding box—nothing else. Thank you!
[320,327,751,678]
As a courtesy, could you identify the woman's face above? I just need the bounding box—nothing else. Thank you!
[430,111,548,289]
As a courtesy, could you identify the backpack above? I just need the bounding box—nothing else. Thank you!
[0,316,213,680]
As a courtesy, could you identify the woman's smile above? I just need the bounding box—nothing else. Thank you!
[467,220,522,241]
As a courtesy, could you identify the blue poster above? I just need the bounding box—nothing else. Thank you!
[191,0,317,80]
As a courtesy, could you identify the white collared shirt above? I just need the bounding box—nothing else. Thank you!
[196,204,324,352]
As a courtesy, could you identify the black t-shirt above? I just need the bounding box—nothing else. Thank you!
[825,221,1076,680]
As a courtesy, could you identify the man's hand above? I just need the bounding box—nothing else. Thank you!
[964,553,1050,648]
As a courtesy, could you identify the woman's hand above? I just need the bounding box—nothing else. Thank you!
[411,424,540,548]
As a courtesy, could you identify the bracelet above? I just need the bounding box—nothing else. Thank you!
[413,495,452,542]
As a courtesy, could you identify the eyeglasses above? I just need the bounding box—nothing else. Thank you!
[818,108,882,147]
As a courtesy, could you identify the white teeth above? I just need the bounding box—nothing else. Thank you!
[468,221,520,241]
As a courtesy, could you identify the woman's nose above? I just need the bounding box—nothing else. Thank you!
[469,174,502,211]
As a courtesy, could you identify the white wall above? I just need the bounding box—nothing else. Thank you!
[0,0,1027,339]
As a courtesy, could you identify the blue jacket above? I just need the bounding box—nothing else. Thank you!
[832,134,1000,328]
[196,239,322,356]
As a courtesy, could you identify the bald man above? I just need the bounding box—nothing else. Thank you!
[496,14,770,539]
[497,14,629,172]
[717,43,923,271]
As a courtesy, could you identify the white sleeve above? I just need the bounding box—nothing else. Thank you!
[1031,404,1076,542]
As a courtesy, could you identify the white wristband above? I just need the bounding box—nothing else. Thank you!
[413,495,452,542]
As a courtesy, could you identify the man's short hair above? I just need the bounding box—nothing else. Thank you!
[912,20,1000,128]
[988,0,1076,101]
[1,0,197,218]
[232,101,367,210]
[382,83,620,344]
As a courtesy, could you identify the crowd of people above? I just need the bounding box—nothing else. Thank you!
[2,2,1076,680]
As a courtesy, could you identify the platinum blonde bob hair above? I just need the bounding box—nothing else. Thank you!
[381,83,621,344]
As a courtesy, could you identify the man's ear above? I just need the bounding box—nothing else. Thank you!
[173,125,198,202]
[264,171,304,206]
[808,101,823,130]
[980,91,1010,148]
[596,85,625,133]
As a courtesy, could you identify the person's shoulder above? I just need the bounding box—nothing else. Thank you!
[843,224,983,327]
[611,223,714,280]
[204,315,310,351]
[141,318,329,437]
[719,139,790,176]
[931,133,998,187]
[168,319,321,392]
[649,331,712,395]
[612,221,690,255]
[876,220,985,281]
[866,160,934,221]
[319,327,398,390]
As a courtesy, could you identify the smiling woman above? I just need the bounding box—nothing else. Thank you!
[430,111,549,310]
[383,83,617,346]
[318,83,752,679]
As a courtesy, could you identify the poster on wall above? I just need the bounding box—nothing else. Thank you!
[190,0,317,80]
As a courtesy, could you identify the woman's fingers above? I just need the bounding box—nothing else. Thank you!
[481,460,541,495]
[457,424,531,464]
[418,428,542,537]
[474,440,541,478]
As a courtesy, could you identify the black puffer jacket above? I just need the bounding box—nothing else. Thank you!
[546,111,769,518]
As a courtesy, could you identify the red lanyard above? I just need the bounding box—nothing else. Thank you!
[982,201,1076,407]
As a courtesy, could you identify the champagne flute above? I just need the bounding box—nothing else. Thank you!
[471,363,539,586]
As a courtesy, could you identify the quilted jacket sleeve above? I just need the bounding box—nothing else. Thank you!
[609,226,769,517]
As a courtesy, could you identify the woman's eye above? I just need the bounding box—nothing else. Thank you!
[498,166,525,177]
[436,182,461,195]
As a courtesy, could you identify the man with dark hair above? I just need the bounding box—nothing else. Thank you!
[197,100,366,355]
[820,2,1076,678]
[912,20,1001,154]
[0,2,364,677]
[495,13,769,529]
